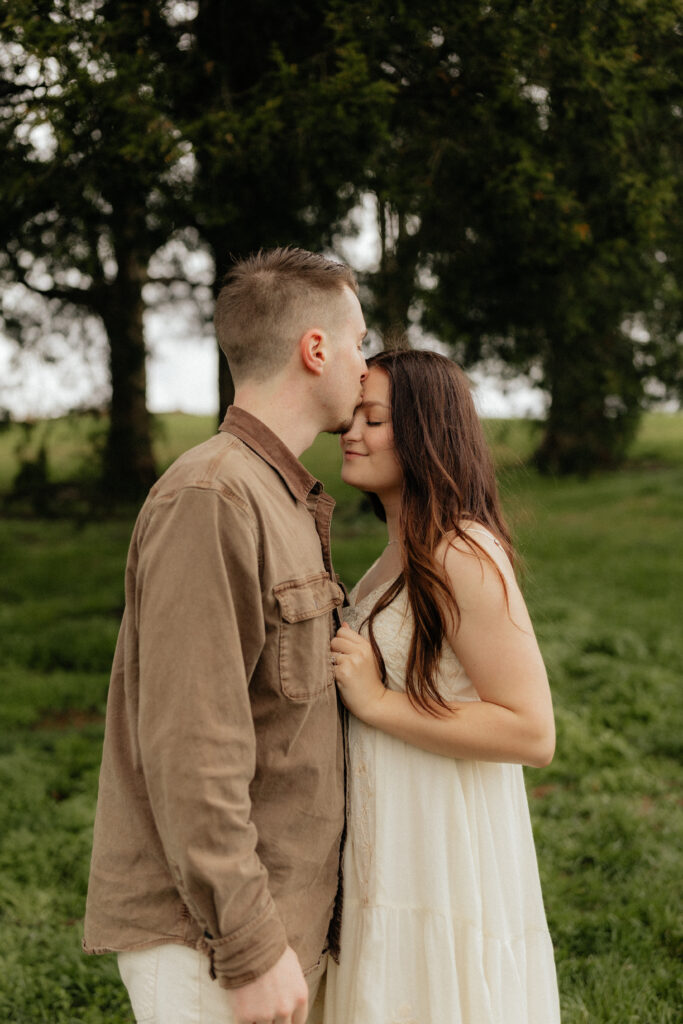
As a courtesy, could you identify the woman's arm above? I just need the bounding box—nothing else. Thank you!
[331,531,555,768]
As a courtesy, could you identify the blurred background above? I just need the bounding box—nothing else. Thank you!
[2,0,681,500]
[0,2,681,1022]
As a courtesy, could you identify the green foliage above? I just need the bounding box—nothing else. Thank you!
[0,413,217,514]
[9,421,52,514]
[0,0,185,497]
[0,0,393,490]
[0,512,132,1018]
[0,412,681,1020]
[500,456,683,1018]
[0,738,132,1023]
[343,0,682,471]
[3,1,680,481]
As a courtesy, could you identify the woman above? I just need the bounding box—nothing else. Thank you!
[324,350,561,1024]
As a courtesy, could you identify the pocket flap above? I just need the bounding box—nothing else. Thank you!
[274,574,344,623]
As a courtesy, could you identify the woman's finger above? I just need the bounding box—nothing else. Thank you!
[336,622,362,638]
[330,636,361,655]
[335,628,367,647]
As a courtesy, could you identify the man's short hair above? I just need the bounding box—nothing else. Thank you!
[214,247,358,382]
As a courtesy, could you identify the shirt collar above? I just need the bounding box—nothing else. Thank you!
[219,405,324,504]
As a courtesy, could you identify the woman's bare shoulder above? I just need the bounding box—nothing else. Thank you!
[437,522,510,569]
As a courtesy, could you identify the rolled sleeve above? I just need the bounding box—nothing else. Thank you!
[135,485,287,985]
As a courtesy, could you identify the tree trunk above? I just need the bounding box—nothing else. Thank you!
[535,330,642,475]
[100,247,156,500]
[375,201,418,347]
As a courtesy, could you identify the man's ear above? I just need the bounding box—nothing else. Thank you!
[299,328,326,376]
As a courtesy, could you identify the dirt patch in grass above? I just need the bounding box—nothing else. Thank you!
[32,709,105,731]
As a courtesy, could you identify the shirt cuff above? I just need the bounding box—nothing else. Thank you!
[199,897,289,989]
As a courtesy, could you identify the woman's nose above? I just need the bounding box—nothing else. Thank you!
[341,416,361,442]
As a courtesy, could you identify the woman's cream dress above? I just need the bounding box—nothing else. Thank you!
[323,548,561,1024]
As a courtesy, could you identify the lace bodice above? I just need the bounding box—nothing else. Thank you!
[345,579,480,703]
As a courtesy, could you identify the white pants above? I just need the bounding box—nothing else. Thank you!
[118,943,326,1024]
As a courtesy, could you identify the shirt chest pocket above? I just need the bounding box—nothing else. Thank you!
[273,573,344,701]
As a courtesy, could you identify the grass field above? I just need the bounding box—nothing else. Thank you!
[0,413,681,1022]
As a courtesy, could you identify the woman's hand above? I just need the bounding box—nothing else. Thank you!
[331,623,386,722]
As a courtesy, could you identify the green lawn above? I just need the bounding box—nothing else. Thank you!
[0,413,681,1022]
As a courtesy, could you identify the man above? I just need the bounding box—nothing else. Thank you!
[83,247,368,1024]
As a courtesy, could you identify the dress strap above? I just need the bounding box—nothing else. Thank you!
[463,527,504,550]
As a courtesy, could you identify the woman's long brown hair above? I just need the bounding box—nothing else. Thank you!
[362,349,514,714]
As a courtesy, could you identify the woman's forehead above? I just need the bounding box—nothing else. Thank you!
[361,367,391,404]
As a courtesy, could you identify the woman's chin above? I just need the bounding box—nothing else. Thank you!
[341,467,364,490]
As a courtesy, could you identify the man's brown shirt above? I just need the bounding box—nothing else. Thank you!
[83,407,345,989]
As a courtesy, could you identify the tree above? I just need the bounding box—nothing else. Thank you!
[4,1,678,481]
[0,1,392,493]
[347,0,682,471]
[171,0,393,415]
[0,1,187,497]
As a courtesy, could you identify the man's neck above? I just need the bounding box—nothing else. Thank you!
[232,385,320,458]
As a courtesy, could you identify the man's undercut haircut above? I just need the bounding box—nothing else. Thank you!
[214,247,358,382]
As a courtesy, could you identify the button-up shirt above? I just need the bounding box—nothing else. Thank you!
[83,407,345,989]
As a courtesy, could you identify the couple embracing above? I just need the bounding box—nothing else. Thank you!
[84,248,561,1024]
